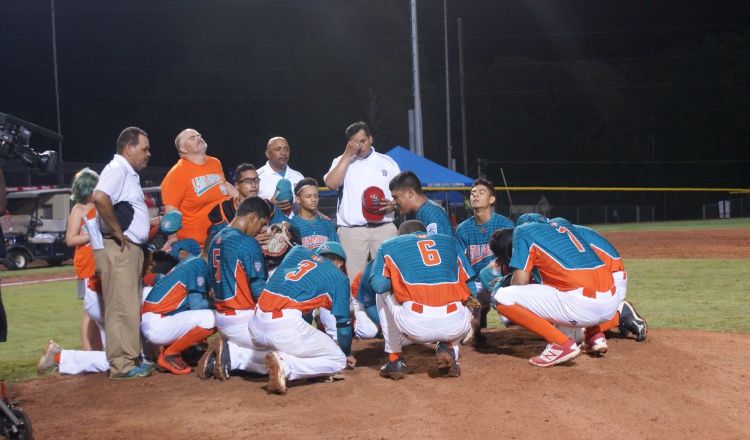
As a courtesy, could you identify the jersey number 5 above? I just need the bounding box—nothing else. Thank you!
[212,248,221,283]
[417,240,441,266]
[286,260,317,281]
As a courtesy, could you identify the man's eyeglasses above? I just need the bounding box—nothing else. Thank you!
[238,177,261,185]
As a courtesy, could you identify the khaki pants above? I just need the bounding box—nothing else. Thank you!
[337,223,397,283]
[94,239,143,377]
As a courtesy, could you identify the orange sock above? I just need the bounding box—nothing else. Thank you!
[163,326,217,356]
[389,352,403,362]
[54,352,61,364]
[598,312,620,333]
[496,304,568,345]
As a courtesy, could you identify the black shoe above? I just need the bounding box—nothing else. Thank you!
[212,335,231,381]
[196,338,220,380]
[619,301,648,342]
[435,342,460,377]
[379,356,408,380]
[479,306,490,329]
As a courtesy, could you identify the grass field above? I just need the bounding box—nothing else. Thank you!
[1,219,748,383]
[591,217,750,232]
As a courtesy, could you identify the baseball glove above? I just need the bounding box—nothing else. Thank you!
[463,295,482,309]
[262,223,293,258]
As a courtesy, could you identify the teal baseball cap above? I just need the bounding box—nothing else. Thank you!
[275,179,293,203]
[516,213,549,226]
[315,241,347,262]
[169,238,201,260]
[160,210,183,235]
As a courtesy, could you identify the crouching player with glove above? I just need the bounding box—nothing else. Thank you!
[372,220,476,380]
[140,237,217,375]
[250,242,355,395]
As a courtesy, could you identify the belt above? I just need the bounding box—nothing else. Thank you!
[351,222,392,228]
[409,302,459,315]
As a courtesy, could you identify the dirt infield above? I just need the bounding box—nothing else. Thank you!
[9,229,750,439]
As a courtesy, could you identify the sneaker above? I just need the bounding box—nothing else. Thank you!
[265,352,287,395]
[109,363,153,381]
[435,342,460,377]
[196,338,220,380]
[37,340,62,375]
[581,332,608,356]
[528,338,581,367]
[619,301,648,342]
[212,334,231,381]
[379,356,408,380]
[157,348,192,375]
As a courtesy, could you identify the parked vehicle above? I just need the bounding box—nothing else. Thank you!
[2,188,75,270]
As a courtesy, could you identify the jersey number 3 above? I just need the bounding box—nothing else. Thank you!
[417,240,441,266]
[286,260,317,281]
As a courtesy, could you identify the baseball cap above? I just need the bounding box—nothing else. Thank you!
[361,186,385,222]
[168,238,201,260]
[160,210,183,235]
[315,241,347,262]
[516,213,549,226]
[275,179,294,215]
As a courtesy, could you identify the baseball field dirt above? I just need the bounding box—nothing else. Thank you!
[8,228,750,439]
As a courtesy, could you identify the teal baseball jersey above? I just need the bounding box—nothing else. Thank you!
[209,226,266,314]
[416,200,454,236]
[290,215,339,250]
[455,212,514,273]
[257,246,351,324]
[142,255,209,316]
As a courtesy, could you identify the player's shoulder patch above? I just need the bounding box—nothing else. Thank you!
[426,223,438,234]
[196,276,205,287]
[254,261,262,273]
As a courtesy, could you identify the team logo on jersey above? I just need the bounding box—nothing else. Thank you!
[468,244,494,265]
[192,173,224,196]
[381,169,388,176]
[254,261,262,272]
[302,235,329,249]
[196,276,205,287]
[215,236,222,245]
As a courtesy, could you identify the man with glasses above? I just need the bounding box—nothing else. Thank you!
[161,128,238,250]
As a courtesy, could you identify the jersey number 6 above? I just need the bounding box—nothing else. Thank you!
[417,240,441,266]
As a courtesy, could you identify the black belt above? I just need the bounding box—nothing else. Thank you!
[351,222,392,228]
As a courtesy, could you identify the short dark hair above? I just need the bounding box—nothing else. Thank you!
[294,177,318,195]
[398,220,427,235]
[472,178,495,198]
[236,196,271,220]
[234,163,257,184]
[389,170,424,195]
[346,121,370,139]
[116,127,147,154]
[489,228,515,262]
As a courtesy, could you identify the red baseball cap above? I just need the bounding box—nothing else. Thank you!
[362,186,386,222]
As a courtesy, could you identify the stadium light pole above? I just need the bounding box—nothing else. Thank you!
[410,0,424,157]
[51,0,64,184]
[444,0,452,170]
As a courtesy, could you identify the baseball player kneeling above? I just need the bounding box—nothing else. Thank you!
[248,242,355,395]
[489,223,621,368]
[370,220,477,380]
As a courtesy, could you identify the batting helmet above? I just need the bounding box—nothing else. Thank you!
[361,186,385,222]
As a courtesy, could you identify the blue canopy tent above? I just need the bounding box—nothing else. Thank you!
[384,146,472,206]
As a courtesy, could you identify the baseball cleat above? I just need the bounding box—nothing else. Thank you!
[265,352,287,395]
[157,348,192,375]
[581,332,608,356]
[435,342,460,377]
[619,301,648,342]
[196,338,220,380]
[528,338,581,367]
[109,363,153,381]
[379,356,408,380]
[37,340,62,375]
[213,334,231,381]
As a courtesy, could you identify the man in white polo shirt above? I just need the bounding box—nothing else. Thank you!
[257,136,304,216]
[324,121,400,282]
[92,126,154,380]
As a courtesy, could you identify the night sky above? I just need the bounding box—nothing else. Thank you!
[2,0,749,189]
